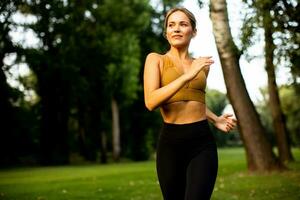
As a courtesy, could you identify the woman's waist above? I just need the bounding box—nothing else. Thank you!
[160,101,206,124]
[160,119,213,141]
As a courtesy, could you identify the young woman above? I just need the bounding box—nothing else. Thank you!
[143,7,237,200]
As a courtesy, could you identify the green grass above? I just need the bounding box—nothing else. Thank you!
[0,148,299,200]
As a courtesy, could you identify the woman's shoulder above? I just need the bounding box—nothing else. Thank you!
[144,52,165,72]
[145,52,165,61]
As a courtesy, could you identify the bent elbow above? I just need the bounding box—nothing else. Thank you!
[145,100,156,111]
[145,102,154,111]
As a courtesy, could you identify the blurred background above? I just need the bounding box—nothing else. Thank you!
[0,0,299,168]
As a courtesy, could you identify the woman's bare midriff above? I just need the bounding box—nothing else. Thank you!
[160,101,206,124]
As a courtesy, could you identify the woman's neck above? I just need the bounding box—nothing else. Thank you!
[167,46,190,60]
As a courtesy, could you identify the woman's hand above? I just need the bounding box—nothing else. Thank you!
[214,114,237,133]
[185,56,214,80]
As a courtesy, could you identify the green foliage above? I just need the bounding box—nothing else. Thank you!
[256,85,300,146]
[0,0,191,165]
[118,0,185,161]
[95,0,151,103]
[255,87,277,145]
[206,89,241,147]
[240,0,299,80]
[15,0,156,164]
[206,89,228,116]
[279,85,300,146]
[120,89,162,161]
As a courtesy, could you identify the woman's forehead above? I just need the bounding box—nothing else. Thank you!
[168,11,190,22]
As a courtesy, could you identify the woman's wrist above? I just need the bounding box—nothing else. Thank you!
[206,111,218,125]
[210,115,218,125]
[181,73,192,83]
[206,107,218,125]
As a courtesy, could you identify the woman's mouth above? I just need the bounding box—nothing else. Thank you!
[172,35,183,39]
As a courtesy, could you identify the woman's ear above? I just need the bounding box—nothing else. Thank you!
[192,28,197,38]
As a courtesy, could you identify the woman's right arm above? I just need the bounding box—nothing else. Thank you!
[143,53,214,111]
[143,53,190,111]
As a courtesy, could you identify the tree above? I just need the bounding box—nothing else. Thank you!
[209,0,283,171]
[3,0,202,165]
[271,1,300,93]
[20,0,78,165]
[0,0,24,166]
[92,0,153,161]
[241,0,294,163]
[122,0,184,161]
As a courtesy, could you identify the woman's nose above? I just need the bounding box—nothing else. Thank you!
[174,25,180,33]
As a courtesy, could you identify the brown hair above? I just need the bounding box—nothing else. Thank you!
[163,7,197,36]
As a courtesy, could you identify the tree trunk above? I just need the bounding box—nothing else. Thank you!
[0,1,20,166]
[209,0,283,171]
[100,130,108,163]
[77,105,98,162]
[0,63,18,166]
[78,126,89,160]
[111,98,121,162]
[39,67,70,165]
[263,10,294,163]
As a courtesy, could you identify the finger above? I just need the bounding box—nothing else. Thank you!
[229,117,237,122]
[227,122,233,127]
[223,113,233,118]
[227,124,233,130]
[228,122,236,129]
[204,63,213,67]
[205,60,214,64]
[198,56,212,59]
[226,122,232,129]
[226,127,230,133]
[229,119,237,126]
[196,57,213,62]
[227,119,236,124]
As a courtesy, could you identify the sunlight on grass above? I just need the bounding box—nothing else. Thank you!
[0,148,299,200]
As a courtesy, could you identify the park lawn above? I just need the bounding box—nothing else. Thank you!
[0,148,299,200]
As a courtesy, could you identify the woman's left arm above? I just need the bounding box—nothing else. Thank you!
[206,107,237,133]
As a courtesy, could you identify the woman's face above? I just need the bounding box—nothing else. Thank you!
[166,11,196,48]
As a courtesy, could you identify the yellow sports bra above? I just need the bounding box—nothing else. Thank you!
[161,54,207,104]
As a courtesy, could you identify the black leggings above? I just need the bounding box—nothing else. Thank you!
[156,120,218,200]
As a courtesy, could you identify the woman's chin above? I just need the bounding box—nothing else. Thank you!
[170,41,189,48]
[168,38,191,47]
